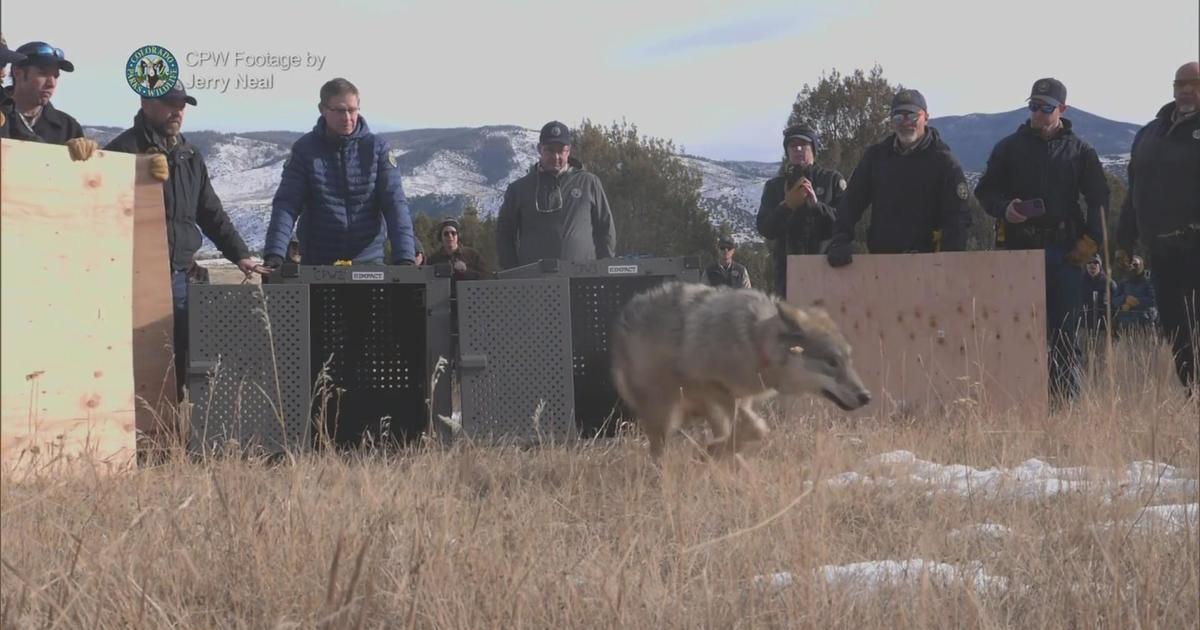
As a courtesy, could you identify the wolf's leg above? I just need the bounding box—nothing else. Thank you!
[728,401,770,455]
[644,399,682,463]
[705,398,739,460]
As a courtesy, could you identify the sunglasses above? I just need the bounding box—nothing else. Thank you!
[442,230,458,237]
[890,111,922,124]
[534,182,564,213]
[718,245,734,251]
[1028,102,1057,114]
[21,43,66,60]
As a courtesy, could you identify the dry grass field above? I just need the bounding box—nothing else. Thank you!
[2,328,1197,629]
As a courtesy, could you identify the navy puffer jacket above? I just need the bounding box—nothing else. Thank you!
[264,116,415,264]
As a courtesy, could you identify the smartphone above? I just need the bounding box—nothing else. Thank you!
[1013,198,1046,218]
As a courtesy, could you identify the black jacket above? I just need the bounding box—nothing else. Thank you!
[703,261,751,289]
[105,112,250,270]
[832,127,970,253]
[975,118,1108,250]
[756,163,843,294]
[427,245,489,280]
[0,87,82,144]
[1116,103,1200,253]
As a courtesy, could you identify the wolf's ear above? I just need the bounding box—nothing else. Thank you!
[776,303,810,344]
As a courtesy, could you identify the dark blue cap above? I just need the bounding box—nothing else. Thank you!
[539,121,572,145]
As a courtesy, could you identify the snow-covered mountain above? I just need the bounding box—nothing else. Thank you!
[84,112,1136,259]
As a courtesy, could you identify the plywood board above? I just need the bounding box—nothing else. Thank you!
[787,251,1048,418]
[132,160,176,436]
[1,138,138,471]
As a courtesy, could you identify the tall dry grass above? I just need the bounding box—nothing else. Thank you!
[2,330,1197,629]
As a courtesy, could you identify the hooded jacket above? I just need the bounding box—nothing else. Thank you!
[264,115,415,265]
[496,157,616,269]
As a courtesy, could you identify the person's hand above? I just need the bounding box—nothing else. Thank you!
[66,137,99,161]
[236,258,269,277]
[783,177,811,210]
[826,241,853,268]
[1066,235,1099,265]
[1121,295,1139,312]
[453,260,467,273]
[1004,198,1026,224]
[0,111,6,128]
[143,153,170,182]
[261,254,284,273]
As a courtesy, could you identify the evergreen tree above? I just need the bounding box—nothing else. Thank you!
[573,120,718,259]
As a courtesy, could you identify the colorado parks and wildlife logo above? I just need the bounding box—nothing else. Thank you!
[126,45,180,97]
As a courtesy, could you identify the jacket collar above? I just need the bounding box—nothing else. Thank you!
[314,114,370,145]
[529,155,583,177]
[1017,116,1075,141]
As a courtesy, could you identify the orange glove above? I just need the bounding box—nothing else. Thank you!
[1067,235,1100,265]
[66,137,98,161]
[1121,295,1139,311]
[148,154,169,182]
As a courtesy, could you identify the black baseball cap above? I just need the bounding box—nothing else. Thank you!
[891,89,927,114]
[539,120,572,145]
[14,41,73,72]
[150,81,198,106]
[1028,78,1067,108]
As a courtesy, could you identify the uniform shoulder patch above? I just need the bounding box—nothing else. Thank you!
[838,177,847,191]
[1193,129,1200,140]
[387,148,401,168]
[956,181,969,200]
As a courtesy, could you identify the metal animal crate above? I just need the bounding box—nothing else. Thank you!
[187,264,453,453]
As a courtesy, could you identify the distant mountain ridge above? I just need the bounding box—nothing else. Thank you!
[82,107,1140,258]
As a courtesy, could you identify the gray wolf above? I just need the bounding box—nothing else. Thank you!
[611,282,870,461]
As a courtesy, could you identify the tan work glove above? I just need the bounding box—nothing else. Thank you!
[782,177,810,210]
[0,110,5,128]
[1067,234,1099,265]
[66,137,98,161]
[148,154,169,182]
[1121,295,1139,311]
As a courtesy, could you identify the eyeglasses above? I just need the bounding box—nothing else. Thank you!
[323,106,359,116]
[890,112,922,124]
[718,245,734,251]
[1174,79,1200,89]
[442,230,458,237]
[1028,102,1057,114]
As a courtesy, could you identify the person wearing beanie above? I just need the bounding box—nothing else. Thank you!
[427,217,489,280]
[755,121,843,297]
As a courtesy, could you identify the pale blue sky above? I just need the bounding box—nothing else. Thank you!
[3,0,1196,160]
